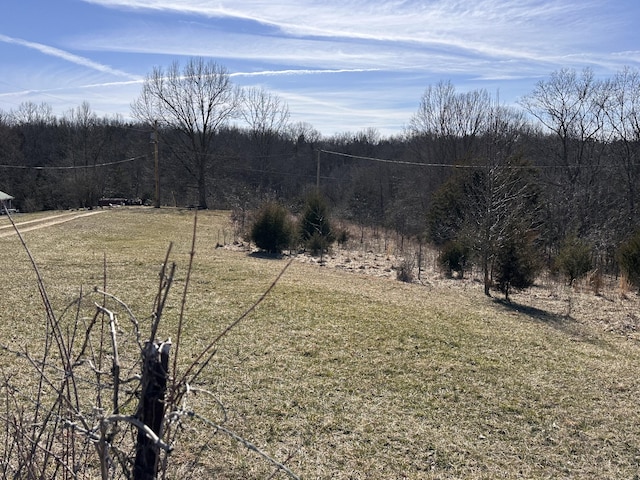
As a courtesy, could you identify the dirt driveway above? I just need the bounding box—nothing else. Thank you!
[0,210,106,239]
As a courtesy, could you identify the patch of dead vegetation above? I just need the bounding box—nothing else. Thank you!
[228,228,640,343]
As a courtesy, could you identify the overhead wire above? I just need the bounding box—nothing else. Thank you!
[319,149,476,168]
[0,155,146,170]
[318,149,640,170]
[1,147,634,174]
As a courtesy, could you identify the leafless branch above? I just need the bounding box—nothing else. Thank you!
[93,288,142,348]
[172,210,198,394]
[151,244,176,343]
[187,410,300,480]
[95,305,121,415]
[176,258,294,393]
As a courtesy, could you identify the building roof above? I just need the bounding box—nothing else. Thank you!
[0,191,14,201]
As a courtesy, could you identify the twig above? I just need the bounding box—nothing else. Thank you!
[93,288,142,348]
[177,258,294,390]
[64,415,173,452]
[6,412,78,479]
[74,305,101,368]
[181,384,227,424]
[172,210,198,398]
[95,305,121,415]
[4,208,57,441]
[151,244,176,343]
[187,411,300,480]
[267,440,306,480]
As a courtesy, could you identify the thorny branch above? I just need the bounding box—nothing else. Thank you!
[95,305,121,415]
[187,410,300,480]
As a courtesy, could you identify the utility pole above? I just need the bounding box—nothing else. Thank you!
[152,121,160,208]
[316,149,321,190]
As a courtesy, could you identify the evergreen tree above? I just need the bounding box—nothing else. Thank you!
[555,236,593,285]
[299,191,334,256]
[494,232,540,301]
[250,202,294,254]
[616,230,640,291]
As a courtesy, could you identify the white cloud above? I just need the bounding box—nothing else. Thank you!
[69,0,640,91]
[78,0,627,67]
[230,68,382,78]
[68,22,537,80]
[0,34,140,80]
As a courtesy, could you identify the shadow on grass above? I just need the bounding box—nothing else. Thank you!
[491,297,609,348]
[248,250,287,260]
[492,298,566,324]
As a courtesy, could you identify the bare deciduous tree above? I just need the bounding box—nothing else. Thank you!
[62,102,108,208]
[519,68,609,241]
[408,80,491,164]
[426,100,539,296]
[10,101,55,126]
[602,67,640,225]
[240,87,290,189]
[467,104,538,296]
[131,58,242,209]
[241,87,290,144]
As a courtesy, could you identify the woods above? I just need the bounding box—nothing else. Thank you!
[1,63,640,290]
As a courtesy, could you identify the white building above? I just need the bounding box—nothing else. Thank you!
[0,191,16,213]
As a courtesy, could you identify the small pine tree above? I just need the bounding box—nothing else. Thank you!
[299,192,334,255]
[555,236,592,285]
[438,240,470,278]
[426,175,465,246]
[494,233,540,301]
[250,202,294,254]
[616,230,640,292]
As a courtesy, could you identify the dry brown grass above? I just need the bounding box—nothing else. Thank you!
[1,207,640,478]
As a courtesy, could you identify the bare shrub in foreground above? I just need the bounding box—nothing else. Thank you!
[0,207,298,479]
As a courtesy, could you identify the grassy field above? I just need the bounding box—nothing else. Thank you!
[1,208,639,479]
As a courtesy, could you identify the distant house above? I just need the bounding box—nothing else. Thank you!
[0,191,16,214]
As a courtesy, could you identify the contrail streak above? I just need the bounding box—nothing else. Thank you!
[0,34,140,79]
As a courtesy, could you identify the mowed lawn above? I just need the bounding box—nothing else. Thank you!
[1,208,639,479]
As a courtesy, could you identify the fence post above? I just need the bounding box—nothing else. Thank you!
[134,340,171,480]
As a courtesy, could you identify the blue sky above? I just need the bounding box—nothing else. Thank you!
[1,0,638,136]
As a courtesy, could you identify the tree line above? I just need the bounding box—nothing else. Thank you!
[2,59,640,294]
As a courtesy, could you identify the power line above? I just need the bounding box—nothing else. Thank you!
[0,155,146,170]
[219,163,339,181]
[318,149,640,170]
[319,149,470,168]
